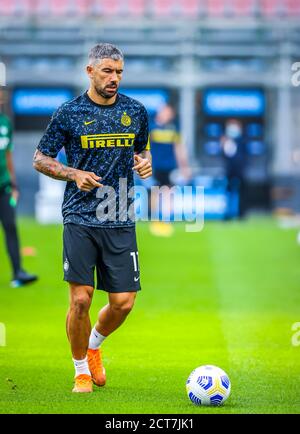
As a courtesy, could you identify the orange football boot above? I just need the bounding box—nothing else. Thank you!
[87,348,106,387]
[72,374,93,393]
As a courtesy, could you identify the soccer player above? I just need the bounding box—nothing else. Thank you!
[0,90,38,287]
[33,43,152,393]
[150,103,191,236]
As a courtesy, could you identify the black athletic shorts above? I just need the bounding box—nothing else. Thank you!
[153,169,172,187]
[63,223,141,293]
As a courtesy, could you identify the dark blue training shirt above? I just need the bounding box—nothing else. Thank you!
[38,92,150,227]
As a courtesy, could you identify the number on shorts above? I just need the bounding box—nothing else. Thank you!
[130,251,139,272]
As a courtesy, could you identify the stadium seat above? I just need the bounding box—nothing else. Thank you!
[229,0,257,16]
[71,0,90,16]
[178,0,201,17]
[12,0,33,16]
[35,0,73,16]
[151,0,178,17]
[1,0,31,17]
[90,0,125,16]
[260,0,281,17]
[0,0,17,16]
[34,0,90,17]
[206,0,228,17]
[285,0,300,16]
[126,0,147,16]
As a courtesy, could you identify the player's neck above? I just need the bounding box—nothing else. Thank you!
[87,88,117,106]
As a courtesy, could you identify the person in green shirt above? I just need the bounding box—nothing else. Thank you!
[0,92,38,287]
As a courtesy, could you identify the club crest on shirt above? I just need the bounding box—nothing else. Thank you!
[121,112,131,127]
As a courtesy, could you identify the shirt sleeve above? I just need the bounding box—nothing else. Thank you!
[37,106,68,158]
[134,105,150,154]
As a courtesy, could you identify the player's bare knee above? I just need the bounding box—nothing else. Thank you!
[71,294,91,317]
[111,293,136,315]
[70,285,93,317]
[121,302,134,316]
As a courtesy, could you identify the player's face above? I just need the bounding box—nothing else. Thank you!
[87,58,124,99]
[156,105,175,125]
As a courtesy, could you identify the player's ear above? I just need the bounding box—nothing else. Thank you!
[86,64,94,78]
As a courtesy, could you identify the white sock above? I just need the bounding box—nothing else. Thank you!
[73,356,90,377]
[88,326,106,350]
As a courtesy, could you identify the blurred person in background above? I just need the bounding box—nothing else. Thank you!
[221,118,247,219]
[0,89,38,287]
[150,103,191,236]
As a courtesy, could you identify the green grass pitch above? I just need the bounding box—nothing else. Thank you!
[0,217,300,414]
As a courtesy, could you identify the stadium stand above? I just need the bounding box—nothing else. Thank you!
[0,0,300,18]
[126,0,147,17]
[178,0,201,17]
[229,0,257,16]
[285,0,300,15]
[206,0,228,16]
[151,0,177,17]
[0,0,299,217]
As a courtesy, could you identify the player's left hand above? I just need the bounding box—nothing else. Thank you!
[12,188,19,203]
[133,154,152,179]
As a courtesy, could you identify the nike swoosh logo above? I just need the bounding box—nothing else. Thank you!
[134,276,140,282]
[84,120,96,125]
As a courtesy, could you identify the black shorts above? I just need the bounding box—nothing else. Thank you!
[63,223,141,293]
[153,169,172,187]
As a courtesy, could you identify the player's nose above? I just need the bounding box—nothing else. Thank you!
[110,71,118,81]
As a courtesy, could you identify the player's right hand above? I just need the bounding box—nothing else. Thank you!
[74,170,103,192]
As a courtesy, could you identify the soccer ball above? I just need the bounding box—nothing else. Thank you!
[186,365,231,406]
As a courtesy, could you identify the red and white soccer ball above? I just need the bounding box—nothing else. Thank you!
[186,365,231,406]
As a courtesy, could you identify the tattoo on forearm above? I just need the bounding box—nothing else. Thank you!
[33,150,77,182]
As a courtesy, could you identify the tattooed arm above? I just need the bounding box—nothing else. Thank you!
[33,149,102,192]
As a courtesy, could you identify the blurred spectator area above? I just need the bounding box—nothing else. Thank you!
[0,0,300,19]
[1,0,300,217]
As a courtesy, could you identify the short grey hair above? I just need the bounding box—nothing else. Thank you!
[88,43,124,65]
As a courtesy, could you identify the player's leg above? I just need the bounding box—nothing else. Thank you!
[67,283,95,393]
[87,226,140,386]
[87,291,136,387]
[0,189,21,275]
[63,223,97,392]
[0,188,37,286]
[95,291,136,337]
[67,282,94,359]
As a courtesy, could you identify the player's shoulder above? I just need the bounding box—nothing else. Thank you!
[54,93,87,116]
[118,93,148,115]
